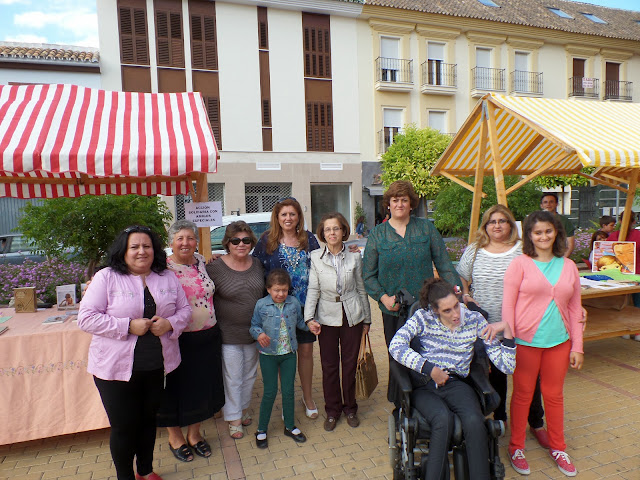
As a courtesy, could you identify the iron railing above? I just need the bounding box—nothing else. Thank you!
[376,57,413,84]
[568,76,599,98]
[471,66,505,91]
[420,61,457,87]
[603,80,633,101]
[510,70,543,95]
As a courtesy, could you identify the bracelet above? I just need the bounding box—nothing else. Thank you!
[128,318,132,333]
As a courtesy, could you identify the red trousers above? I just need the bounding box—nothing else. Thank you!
[509,341,571,452]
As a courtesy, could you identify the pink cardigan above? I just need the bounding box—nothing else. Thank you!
[502,255,583,354]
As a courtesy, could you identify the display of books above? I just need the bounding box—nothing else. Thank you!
[43,315,67,325]
[592,241,636,274]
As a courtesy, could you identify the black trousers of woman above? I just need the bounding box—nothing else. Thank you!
[94,369,164,480]
[489,365,544,428]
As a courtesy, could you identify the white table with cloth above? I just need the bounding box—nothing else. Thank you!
[0,308,109,445]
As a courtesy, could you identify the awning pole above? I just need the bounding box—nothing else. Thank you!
[193,173,213,261]
[469,102,488,244]
[486,102,507,207]
[619,170,639,241]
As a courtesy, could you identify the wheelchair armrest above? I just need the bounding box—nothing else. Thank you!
[467,361,500,416]
[389,359,414,409]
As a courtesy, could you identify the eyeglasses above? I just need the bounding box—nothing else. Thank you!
[487,219,509,226]
[124,225,152,234]
[229,237,252,246]
[277,197,297,204]
[323,227,342,233]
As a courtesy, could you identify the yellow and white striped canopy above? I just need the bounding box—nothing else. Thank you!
[431,94,640,177]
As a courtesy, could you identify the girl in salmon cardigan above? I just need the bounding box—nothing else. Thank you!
[494,210,584,477]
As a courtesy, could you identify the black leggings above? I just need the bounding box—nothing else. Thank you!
[94,369,164,480]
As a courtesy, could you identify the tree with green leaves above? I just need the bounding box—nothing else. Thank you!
[380,125,451,204]
[19,195,172,275]
[433,176,541,237]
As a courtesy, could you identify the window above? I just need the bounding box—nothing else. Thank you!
[514,51,530,92]
[382,108,403,152]
[548,7,573,19]
[155,7,184,67]
[477,0,500,7]
[427,42,445,85]
[428,111,447,134]
[475,47,492,89]
[582,13,607,24]
[311,184,351,232]
[118,0,149,65]
[380,37,400,82]
[190,11,217,70]
[245,183,292,213]
[303,13,331,79]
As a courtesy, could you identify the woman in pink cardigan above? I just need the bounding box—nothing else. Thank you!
[499,210,584,477]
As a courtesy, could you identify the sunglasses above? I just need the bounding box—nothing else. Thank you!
[277,197,297,203]
[124,225,152,234]
[229,237,252,246]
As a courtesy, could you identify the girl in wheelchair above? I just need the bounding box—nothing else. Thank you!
[389,278,516,480]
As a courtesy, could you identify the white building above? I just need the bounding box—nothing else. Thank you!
[97,0,371,231]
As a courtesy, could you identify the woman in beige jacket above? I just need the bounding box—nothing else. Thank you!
[305,212,371,432]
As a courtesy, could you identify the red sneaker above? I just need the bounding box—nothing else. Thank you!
[508,447,530,475]
[549,450,577,477]
[530,427,550,449]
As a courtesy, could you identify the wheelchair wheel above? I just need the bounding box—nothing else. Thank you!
[388,414,399,468]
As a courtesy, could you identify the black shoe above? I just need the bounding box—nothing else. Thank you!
[169,443,193,462]
[255,431,268,449]
[284,426,306,443]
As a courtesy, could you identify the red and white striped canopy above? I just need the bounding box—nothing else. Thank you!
[0,84,218,198]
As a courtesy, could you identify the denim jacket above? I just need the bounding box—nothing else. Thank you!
[249,295,308,355]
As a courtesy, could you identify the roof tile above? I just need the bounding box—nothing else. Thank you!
[0,42,99,63]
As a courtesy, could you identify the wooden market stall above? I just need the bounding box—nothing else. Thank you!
[0,83,219,445]
[430,93,640,342]
[431,93,640,243]
[0,83,219,255]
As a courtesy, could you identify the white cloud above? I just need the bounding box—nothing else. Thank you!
[14,10,97,33]
[4,33,48,43]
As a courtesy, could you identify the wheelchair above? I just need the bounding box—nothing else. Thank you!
[388,295,506,480]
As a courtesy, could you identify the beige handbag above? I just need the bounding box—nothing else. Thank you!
[355,333,378,400]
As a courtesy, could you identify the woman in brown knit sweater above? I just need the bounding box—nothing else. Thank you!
[206,221,265,440]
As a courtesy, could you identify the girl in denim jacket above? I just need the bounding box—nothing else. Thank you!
[250,269,320,448]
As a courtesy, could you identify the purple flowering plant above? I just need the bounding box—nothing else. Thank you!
[569,228,595,264]
[446,238,468,263]
[0,258,86,304]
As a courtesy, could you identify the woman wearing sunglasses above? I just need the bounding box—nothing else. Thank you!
[207,221,265,439]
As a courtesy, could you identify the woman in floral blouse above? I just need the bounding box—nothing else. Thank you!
[157,220,224,462]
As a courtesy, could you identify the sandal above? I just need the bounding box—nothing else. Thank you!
[302,398,319,419]
[188,439,212,458]
[169,443,193,462]
[241,412,252,426]
[229,423,244,439]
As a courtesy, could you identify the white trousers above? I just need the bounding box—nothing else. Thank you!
[222,343,259,422]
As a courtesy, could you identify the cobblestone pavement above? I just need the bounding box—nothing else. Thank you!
[2,299,639,479]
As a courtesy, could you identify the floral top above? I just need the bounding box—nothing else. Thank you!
[167,253,216,332]
[253,230,320,306]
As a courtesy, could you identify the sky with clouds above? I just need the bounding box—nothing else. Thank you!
[0,0,638,49]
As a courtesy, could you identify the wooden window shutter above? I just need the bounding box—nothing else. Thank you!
[262,99,271,127]
[189,0,218,71]
[258,7,268,49]
[119,3,149,65]
[156,8,184,67]
[306,101,333,151]
[302,14,331,79]
[206,97,222,149]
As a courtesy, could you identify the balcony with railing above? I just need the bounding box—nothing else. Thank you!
[510,70,543,96]
[568,76,599,99]
[471,67,505,97]
[375,57,413,92]
[603,80,633,102]
[378,127,402,154]
[420,61,457,95]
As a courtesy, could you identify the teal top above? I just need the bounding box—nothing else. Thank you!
[363,216,460,316]
[516,255,569,348]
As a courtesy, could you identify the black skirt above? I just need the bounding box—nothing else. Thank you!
[157,325,225,427]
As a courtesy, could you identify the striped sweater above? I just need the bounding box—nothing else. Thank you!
[389,304,516,378]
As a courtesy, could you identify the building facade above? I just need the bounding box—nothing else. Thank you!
[97,0,372,232]
[359,0,640,227]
